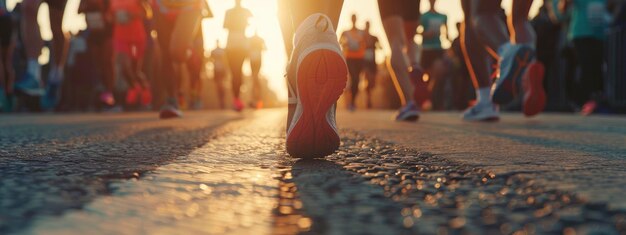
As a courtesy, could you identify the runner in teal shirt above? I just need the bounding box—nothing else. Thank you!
[559,0,609,114]
[420,10,448,50]
[419,0,449,110]
[568,0,610,40]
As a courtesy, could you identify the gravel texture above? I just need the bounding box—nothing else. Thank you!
[322,130,626,235]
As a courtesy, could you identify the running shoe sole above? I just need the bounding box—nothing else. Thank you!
[286,49,348,159]
[492,46,534,105]
[160,109,182,119]
[522,62,546,117]
[462,105,500,122]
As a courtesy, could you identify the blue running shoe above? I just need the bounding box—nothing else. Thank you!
[41,68,64,110]
[492,43,534,105]
[15,73,44,96]
[41,81,61,110]
[395,101,420,122]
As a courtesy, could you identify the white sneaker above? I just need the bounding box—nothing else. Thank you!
[462,102,500,122]
[285,13,348,159]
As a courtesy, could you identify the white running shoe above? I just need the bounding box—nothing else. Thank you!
[285,14,348,159]
[462,102,500,122]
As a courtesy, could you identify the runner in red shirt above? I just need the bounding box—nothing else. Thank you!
[110,0,151,109]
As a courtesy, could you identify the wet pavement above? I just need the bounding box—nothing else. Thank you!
[1,110,625,234]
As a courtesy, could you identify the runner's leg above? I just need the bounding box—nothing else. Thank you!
[364,63,376,109]
[163,7,201,116]
[187,33,204,108]
[48,1,68,74]
[460,0,499,121]
[0,46,5,94]
[509,0,535,45]
[402,0,420,66]
[226,49,246,100]
[250,59,262,107]
[460,0,491,89]
[378,0,420,121]
[155,15,176,101]
[347,59,362,109]
[21,0,43,64]
[381,16,414,106]
[470,0,507,55]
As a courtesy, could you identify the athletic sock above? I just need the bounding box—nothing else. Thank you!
[476,87,491,105]
[49,66,65,83]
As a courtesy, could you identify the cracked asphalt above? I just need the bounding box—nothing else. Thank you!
[1,110,625,235]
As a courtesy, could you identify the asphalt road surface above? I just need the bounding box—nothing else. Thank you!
[1,110,625,235]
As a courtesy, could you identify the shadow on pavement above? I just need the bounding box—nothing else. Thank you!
[0,124,229,234]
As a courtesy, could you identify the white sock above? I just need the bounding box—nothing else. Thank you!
[27,59,41,81]
[476,87,492,105]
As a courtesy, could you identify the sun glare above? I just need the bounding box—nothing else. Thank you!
[204,0,287,100]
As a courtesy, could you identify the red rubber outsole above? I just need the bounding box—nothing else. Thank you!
[287,50,348,159]
[523,62,546,117]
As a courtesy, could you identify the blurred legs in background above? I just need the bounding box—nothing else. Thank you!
[460,0,544,121]
[16,0,68,109]
[155,6,202,119]
[377,0,421,121]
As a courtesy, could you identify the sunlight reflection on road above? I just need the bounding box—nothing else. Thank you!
[26,111,303,235]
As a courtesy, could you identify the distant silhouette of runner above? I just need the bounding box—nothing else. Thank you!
[340,14,366,111]
[210,41,228,109]
[363,21,380,109]
[248,31,266,109]
[223,0,252,112]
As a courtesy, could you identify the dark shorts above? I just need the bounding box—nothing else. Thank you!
[0,16,12,47]
[420,49,445,70]
[461,0,503,18]
[377,0,420,21]
[363,60,377,74]
[43,0,68,10]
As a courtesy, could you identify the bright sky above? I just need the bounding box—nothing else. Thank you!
[6,0,542,101]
